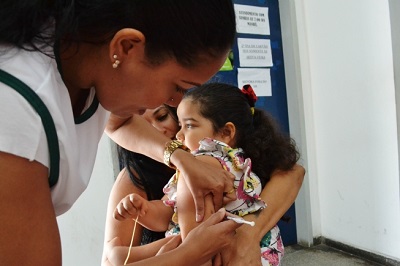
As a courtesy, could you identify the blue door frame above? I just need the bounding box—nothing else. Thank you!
[213,0,297,245]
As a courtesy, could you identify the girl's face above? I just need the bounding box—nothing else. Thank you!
[142,106,179,140]
[176,99,224,151]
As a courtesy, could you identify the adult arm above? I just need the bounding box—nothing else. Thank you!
[106,208,242,266]
[104,236,172,265]
[221,164,305,265]
[106,114,235,221]
[102,169,145,265]
[0,152,61,265]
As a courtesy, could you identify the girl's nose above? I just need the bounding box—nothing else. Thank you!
[176,130,183,142]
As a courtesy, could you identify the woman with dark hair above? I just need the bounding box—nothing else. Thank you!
[0,1,243,265]
[102,105,179,265]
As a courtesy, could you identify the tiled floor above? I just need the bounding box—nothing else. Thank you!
[282,244,390,266]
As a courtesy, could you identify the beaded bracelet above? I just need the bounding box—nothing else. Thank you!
[163,140,190,169]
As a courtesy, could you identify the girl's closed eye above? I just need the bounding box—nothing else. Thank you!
[156,112,169,122]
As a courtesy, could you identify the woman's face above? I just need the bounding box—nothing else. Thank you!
[97,50,229,119]
[142,106,179,140]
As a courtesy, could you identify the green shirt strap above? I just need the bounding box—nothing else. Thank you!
[0,69,60,187]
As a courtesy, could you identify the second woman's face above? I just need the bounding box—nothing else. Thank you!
[142,106,179,140]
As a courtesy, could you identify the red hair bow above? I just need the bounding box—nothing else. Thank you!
[241,84,257,107]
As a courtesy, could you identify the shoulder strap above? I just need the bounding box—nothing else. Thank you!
[0,69,60,187]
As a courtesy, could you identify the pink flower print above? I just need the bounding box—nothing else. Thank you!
[200,138,218,151]
[236,152,245,164]
[236,178,251,200]
[218,159,231,172]
[262,248,281,266]
[244,161,252,176]
[277,237,284,256]
[163,199,175,207]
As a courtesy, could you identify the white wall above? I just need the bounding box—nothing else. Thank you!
[56,0,400,263]
[389,0,400,191]
[57,134,117,266]
[279,0,322,246]
[281,0,400,260]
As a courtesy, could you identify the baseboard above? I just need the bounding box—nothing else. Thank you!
[310,237,400,266]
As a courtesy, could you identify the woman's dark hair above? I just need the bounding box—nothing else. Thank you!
[117,105,177,244]
[0,0,236,66]
[183,83,300,187]
[117,147,175,244]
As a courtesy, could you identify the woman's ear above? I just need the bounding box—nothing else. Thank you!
[108,28,145,66]
[220,122,236,146]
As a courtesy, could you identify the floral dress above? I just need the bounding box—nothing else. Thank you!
[163,138,284,266]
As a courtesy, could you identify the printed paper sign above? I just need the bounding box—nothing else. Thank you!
[234,4,270,35]
[237,68,272,97]
[238,38,273,67]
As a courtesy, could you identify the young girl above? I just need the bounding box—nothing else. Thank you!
[114,83,299,265]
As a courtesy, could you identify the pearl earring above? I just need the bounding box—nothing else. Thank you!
[112,54,120,69]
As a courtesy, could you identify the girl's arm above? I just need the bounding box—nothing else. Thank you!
[221,164,305,265]
[114,195,173,232]
[105,114,235,221]
[176,155,222,239]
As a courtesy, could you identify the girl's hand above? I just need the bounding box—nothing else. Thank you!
[113,193,149,221]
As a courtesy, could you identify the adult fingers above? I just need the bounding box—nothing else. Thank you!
[213,253,222,266]
[203,208,242,232]
[181,209,242,264]
[222,187,237,205]
[193,191,206,222]
[211,182,224,215]
[212,171,235,213]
